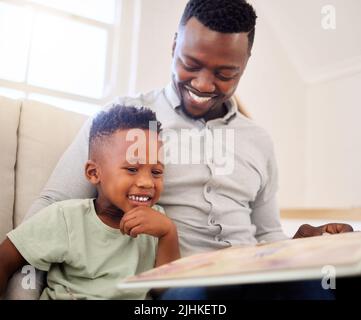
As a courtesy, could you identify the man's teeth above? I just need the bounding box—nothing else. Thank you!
[188,91,212,103]
[128,195,150,202]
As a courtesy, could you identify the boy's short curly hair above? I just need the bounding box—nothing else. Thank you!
[89,105,162,158]
[180,0,257,53]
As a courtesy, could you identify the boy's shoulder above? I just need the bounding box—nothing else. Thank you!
[48,198,94,214]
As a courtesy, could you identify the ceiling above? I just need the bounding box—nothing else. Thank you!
[250,0,361,83]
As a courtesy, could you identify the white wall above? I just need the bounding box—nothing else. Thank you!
[130,0,361,209]
[130,0,308,208]
[305,72,361,207]
[133,0,188,93]
[237,5,308,208]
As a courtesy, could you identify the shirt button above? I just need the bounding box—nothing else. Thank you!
[206,186,212,193]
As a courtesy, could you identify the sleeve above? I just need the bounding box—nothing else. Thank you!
[7,203,70,272]
[23,98,127,222]
[152,204,166,215]
[250,141,289,243]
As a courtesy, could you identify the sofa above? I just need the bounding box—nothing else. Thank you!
[0,95,88,251]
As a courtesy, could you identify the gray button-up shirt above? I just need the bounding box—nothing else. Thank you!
[27,83,288,257]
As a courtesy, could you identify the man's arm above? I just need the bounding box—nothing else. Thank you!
[251,195,289,243]
[0,239,27,296]
[24,118,95,221]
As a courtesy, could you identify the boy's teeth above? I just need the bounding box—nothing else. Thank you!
[128,195,150,202]
[188,91,212,103]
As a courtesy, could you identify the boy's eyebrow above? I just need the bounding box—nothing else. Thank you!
[183,54,240,71]
[124,157,164,165]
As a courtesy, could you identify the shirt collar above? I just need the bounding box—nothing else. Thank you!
[165,82,181,110]
[164,82,238,124]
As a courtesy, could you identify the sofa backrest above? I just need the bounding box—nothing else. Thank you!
[0,96,88,241]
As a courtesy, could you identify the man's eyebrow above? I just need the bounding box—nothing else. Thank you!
[183,54,240,71]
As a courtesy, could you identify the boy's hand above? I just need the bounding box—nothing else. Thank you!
[293,223,353,239]
[119,207,174,238]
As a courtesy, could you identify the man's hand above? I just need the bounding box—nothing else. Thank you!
[119,206,175,238]
[293,223,353,239]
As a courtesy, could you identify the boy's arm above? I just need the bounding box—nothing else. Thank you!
[120,207,180,266]
[0,238,27,296]
[154,224,180,267]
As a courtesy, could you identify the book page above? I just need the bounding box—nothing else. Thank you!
[118,232,361,289]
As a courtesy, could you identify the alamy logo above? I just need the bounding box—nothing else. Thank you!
[125,124,235,176]
[321,265,336,289]
[321,5,336,30]
[21,265,36,290]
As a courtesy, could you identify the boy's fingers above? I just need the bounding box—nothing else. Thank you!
[129,226,143,238]
[123,218,143,235]
[120,213,138,232]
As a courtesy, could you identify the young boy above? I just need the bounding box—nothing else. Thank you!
[0,105,180,299]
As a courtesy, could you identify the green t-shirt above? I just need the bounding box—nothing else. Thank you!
[7,199,162,300]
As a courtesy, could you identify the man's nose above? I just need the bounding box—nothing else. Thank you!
[191,70,216,93]
[135,173,154,189]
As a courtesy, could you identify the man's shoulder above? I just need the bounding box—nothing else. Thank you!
[232,113,274,149]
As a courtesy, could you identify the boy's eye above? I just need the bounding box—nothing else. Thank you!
[126,167,138,173]
[152,170,163,176]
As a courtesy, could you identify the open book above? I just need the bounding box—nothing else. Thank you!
[117,232,361,290]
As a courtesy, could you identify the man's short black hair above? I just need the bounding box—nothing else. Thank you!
[89,105,162,158]
[180,0,257,53]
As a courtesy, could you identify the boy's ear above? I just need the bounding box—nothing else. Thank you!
[85,160,100,185]
[171,32,178,58]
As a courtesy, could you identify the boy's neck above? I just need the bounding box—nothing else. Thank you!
[93,198,124,229]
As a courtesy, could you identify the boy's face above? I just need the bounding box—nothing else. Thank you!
[88,129,164,213]
[172,17,250,119]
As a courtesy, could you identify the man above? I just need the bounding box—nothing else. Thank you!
[6,0,352,299]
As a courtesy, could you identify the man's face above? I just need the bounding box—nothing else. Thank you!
[172,17,250,119]
[95,129,164,213]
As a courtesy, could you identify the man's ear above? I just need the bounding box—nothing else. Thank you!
[85,160,100,185]
[171,32,178,57]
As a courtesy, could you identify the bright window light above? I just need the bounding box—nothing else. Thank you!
[0,2,32,82]
[26,0,116,24]
[28,13,108,99]
[29,93,102,116]
[0,87,25,100]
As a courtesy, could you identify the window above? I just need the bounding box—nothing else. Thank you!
[0,0,122,115]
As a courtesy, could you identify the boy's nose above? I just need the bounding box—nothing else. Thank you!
[135,175,154,189]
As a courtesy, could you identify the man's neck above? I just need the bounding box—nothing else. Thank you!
[204,103,228,122]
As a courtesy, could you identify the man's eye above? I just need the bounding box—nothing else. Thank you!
[181,60,201,72]
[216,72,238,81]
[183,65,201,72]
[126,167,138,173]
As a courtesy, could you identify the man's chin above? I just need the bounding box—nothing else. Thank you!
[180,103,210,120]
